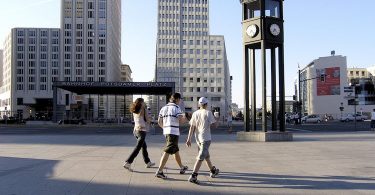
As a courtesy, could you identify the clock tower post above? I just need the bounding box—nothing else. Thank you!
[238,0,292,141]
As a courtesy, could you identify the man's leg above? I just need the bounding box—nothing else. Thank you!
[157,152,169,173]
[174,151,183,167]
[205,157,213,170]
[192,159,203,173]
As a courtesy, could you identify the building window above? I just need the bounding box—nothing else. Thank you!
[28,84,35,90]
[17,98,23,105]
[211,97,221,101]
[17,84,23,90]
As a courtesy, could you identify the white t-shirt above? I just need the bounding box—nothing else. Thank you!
[133,111,148,132]
[371,112,375,120]
[159,103,183,135]
[189,109,216,143]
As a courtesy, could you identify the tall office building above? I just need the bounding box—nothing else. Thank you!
[155,0,231,115]
[0,28,60,119]
[60,0,122,119]
[0,49,3,87]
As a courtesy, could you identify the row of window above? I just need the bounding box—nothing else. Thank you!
[64,61,105,68]
[17,45,59,52]
[16,30,59,37]
[62,53,105,60]
[184,96,221,102]
[17,61,59,68]
[62,69,105,75]
[64,10,106,19]
[160,6,208,12]
[64,38,106,45]
[63,77,105,82]
[17,76,48,83]
[16,68,105,76]
[159,21,208,28]
[64,45,105,53]
[158,38,221,46]
[182,87,222,93]
[349,71,366,77]
[158,30,208,36]
[17,53,59,60]
[64,23,106,30]
[183,77,222,83]
[159,48,222,55]
[16,84,49,91]
[16,38,59,45]
[160,0,208,4]
[159,13,208,20]
[158,58,222,65]
[184,67,222,73]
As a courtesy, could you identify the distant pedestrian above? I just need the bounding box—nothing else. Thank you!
[186,97,220,184]
[155,93,189,179]
[227,112,233,133]
[371,109,375,131]
[294,113,299,125]
[123,98,155,171]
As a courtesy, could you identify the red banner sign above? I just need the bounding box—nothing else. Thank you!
[316,67,341,96]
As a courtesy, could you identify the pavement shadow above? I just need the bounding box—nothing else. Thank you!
[0,156,220,195]
[199,171,375,190]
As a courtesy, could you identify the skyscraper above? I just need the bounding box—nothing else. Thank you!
[60,0,122,119]
[61,0,121,82]
[0,49,3,87]
[155,0,231,114]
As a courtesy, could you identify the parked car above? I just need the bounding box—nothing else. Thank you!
[354,113,368,121]
[301,114,322,123]
[61,119,86,125]
[340,114,367,122]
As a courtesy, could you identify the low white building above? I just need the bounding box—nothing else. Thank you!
[297,55,375,118]
[1,28,60,119]
[298,55,349,118]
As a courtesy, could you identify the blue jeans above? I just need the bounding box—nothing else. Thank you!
[126,131,151,164]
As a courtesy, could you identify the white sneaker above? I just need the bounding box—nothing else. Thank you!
[146,161,155,168]
[123,162,133,172]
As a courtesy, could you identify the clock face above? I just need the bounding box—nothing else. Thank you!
[269,24,281,36]
[246,24,258,38]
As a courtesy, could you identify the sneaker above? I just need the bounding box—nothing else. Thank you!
[155,171,167,179]
[123,162,133,172]
[188,173,199,184]
[179,165,188,174]
[210,166,219,178]
[146,161,155,168]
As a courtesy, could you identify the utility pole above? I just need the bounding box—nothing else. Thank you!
[298,65,301,124]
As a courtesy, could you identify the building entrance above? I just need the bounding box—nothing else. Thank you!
[52,81,175,123]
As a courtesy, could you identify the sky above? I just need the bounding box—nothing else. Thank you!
[1,0,374,108]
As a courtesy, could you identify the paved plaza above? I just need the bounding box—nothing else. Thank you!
[1,130,375,195]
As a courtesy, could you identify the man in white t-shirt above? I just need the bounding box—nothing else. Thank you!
[155,93,188,179]
[371,109,375,131]
[186,97,219,184]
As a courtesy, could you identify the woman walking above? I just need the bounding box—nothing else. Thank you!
[123,98,155,171]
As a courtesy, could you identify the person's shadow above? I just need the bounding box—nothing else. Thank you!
[197,171,375,190]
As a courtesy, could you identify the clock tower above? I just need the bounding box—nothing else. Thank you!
[239,0,291,140]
